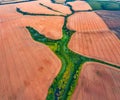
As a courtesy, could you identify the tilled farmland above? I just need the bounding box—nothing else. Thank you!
[96,11,120,39]
[0,0,120,100]
[67,12,109,32]
[67,1,92,11]
[68,12,120,65]
[38,0,71,15]
[0,1,63,99]
[72,62,120,100]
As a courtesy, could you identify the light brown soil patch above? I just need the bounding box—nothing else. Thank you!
[0,1,62,100]
[69,31,120,65]
[67,12,109,32]
[0,0,28,4]
[38,0,71,15]
[72,62,120,100]
[55,0,66,4]
[67,1,92,11]
[0,3,64,39]
[68,12,120,65]
[22,16,64,39]
[17,1,62,15]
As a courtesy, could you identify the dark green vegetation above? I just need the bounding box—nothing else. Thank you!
[51,0,56,3]
[17,1,120,100]
[87,0,120,10]
[16,7,65,17]
[65,0,75,3]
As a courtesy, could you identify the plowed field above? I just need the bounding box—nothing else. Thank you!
[0,0,120,99]
[0,1,63,99]
[67,12,109,32]
[68,12,120,65]
[38,0,71,15]
[96,11,120,39]
[17,1,62,15]
[72,62,120,100]
[67,1,92,11]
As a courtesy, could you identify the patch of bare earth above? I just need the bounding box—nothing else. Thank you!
[22,16,64,39]
[96,11,120,39]
[67,12,109,32]
[38,0,71,15]
[67,1,92,11]
[55,0,66,4]
[68,12,120,65]
[0,1,63,100]
[72,62,120,100]
[0,0,29,4]
[16,0,64,15]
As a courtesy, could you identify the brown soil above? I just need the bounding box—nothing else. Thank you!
[68,12,120,65]
[17,1,62,15]
[72,62,120,100]
[96,11,120,29]
[0,1,62,100]
[67,1,92,11]
[55,0,66,4]
[0,0,29,4]
[67,12,109,32]
[96,11,120,39]
[0,2,64,39]
[22,16,64,39]
[38,0,71,15]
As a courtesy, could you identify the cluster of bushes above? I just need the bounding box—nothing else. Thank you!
[87,0,120,10]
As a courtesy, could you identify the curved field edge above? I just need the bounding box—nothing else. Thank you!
[72,62,120,100]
